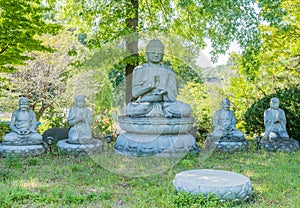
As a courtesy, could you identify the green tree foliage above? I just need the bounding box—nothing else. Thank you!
[258,0,300,77]
[227,0,300,130]
[0,30,86,120]
[244,87,300,141]
[0,0,60,72]
[54,0,287,101]
[55,0,285,57]
[178,82,212,141]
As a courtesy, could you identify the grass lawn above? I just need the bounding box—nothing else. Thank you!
[0,141,299,207]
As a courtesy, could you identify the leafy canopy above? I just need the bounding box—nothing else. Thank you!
[55,0,285,62]
[0,0,60,72]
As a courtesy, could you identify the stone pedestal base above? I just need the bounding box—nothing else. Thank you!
[115,116,198,156]
[173,169,252,201]
[114,133,196,156]
[57,139,103,156]
[0,144,46,157]
[259,138,299,153]
[204,135,249,153]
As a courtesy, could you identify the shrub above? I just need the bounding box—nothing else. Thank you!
[178,82,212,142]
[0,121,9,142]
[244,87,300,141]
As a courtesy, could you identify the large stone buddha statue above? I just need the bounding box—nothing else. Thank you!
[114,38,197,156]
[125,38,191,118]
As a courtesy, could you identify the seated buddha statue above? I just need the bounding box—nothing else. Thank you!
[125,38,191,118]
[3,97,43,145]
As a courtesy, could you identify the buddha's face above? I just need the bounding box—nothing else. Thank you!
[76,99,85,107]
[75,96,85,108]
[270,98,279,109]
[146,47,164,64]
[19,103,29,111]
[19,98,29,111]
[222,100,230,111]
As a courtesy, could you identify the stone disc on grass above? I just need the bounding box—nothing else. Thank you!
[173,169,252,201]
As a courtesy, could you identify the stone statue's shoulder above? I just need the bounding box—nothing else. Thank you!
[265,108,273,113]
[11,110,19,116]
[215,109,222,114]
[162,64,175,73]
[85,107,92,114]
[28,109,37,118]
[134,64,148,71]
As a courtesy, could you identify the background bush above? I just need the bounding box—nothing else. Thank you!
[244,86,300,141]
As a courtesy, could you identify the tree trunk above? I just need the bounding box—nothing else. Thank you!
[125,0,138,104]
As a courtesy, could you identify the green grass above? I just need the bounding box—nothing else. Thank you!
[0,142,299,207]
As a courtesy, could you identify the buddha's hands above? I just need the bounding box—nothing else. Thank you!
[223,123,233,132]
[76,112,87,123]
[17,129,31,135]
[153,88,167,95]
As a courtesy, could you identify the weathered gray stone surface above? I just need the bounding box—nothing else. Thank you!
[0,97,45,157]
[212,98,244,139]
[259,138,299,153]
[115,132,196,156]
[114,39,198,156]
[124,39,191,118]
[205,98,248,152]
[204,135,249,153]
[173,169,252,201]
[260,98,299,152]
[264,97,289,140]
[67,95,93,144]
[2,97,43,145]
[0,144,46,157]
[57,139,103,156]
[118,116,194,135]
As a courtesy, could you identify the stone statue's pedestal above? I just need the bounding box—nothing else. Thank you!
[204,135,249,153]
[0,143,46,157]
[114,116,198,156]
[173,169,252,201]
[259,138,299,153]
[57,139,103,156]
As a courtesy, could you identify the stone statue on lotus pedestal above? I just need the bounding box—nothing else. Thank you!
[114,38,198,156]
[259,97,299,152]
[0,97,45,157]
[205,98,249,152]
[56,95,102,155]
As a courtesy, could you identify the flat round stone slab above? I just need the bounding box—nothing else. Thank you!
[173,169,252,201]
[57,139,103,156]
[0,144,46,157]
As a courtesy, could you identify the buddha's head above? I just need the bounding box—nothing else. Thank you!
[19,97,29,111]
[221,98,231,111]
[75,95,86,108]
[270,97,279,109]
[146,38,164,64]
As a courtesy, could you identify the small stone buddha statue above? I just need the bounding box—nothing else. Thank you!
[212,98,244,140]
[67,95,93,144]
[3,97,43,145]
[264,97,289,141]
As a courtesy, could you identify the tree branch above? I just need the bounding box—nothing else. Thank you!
[0,45,9,54]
